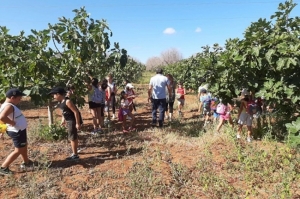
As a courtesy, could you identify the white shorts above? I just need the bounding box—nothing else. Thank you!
[238,112,253,126]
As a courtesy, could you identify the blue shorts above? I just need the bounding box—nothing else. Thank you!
[213,110,219,118]
[7,129,27,148]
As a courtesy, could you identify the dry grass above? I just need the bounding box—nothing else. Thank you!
[1,121,299,199]
[0,86,299,199]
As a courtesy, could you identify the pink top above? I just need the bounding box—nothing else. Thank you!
[177,88,185,99]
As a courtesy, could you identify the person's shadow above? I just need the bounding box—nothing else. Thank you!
[48,147,143,169]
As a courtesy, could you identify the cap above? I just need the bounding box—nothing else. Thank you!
[126,83,134,89]
[6,88,26,98]
[200,88,207,93]
[156,68,163,74]
[48,87,67,95]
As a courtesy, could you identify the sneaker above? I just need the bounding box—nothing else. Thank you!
[151,122,157,127]
[165,116,169,120]
[97,128,104,134]
[0,167,13,175]
[237,134,241,139]
[127,116,132,120]
[247,137,252,142]
[66,154,79,161]
[112,114,116,119]
[20,160,36,170]
[91,129,98,135]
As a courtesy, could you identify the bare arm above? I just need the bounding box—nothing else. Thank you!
[0,105,15,126]
[237,100,245,118]
[148,85,153,98]
[148,85,153,102]
[107,87,111,101]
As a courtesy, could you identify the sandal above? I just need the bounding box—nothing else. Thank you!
[128,127,136,131]
[123,129,129,134]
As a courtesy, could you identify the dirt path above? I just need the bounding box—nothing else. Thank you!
[0,89,203,198]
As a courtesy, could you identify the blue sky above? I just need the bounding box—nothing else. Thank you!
[1,0,300,64]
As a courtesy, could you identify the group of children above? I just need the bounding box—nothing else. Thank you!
[197,86,264,142]
[0,73,140,175]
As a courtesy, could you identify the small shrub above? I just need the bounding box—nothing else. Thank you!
[38,123,68,141]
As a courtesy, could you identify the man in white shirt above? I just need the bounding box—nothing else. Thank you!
[148,68,170,127]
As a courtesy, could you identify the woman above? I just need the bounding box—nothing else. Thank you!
[165,74,176,121]
[87,78,103,134]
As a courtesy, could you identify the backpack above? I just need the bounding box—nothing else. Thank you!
[210,98,218,110]
[216,103,227,115]
[247,101,257,115]
[202,96,211,109]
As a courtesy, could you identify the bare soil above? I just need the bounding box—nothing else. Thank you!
[0,89,299,199]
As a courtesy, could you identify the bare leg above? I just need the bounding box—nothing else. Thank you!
[71,139,78,155]
[122,115,127,131]
[216,118,224,133]
[127,112,135,128]
[2,147,28,168]
[90,108,98,130]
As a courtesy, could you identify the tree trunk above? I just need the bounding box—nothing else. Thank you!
[47,99,54,126]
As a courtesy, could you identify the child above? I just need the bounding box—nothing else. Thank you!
[106,74,117,119]
[125,83,136,113]
[123,80,137,112]
[119,91,135,133]
[199,89,212,126]
[104,78,112,120]
[176,82,186,116]
[49,87,82,160]
[99,80,108,127]
[210,97,220,123]
[237,89,253,142]
[215,99,234,133]
[0,88,33,175]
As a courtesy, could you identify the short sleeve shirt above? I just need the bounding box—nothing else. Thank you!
[149,74,169,99]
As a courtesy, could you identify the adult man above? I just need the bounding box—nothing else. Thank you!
[148,68,170,127]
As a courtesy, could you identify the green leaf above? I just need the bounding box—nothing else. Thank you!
[265,49,275,64]
[23,89,31,96]
[252,46,260,56]
[276,58,285,70]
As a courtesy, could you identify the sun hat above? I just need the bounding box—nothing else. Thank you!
[126,83,134,89]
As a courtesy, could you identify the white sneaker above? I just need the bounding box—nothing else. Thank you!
[112,114,116,119]
[237,134,241,139]
[247,137,251,142]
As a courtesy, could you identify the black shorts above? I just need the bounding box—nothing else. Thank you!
[66,120,78,141]
[7,129,27,148]
[88,101,102,109]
